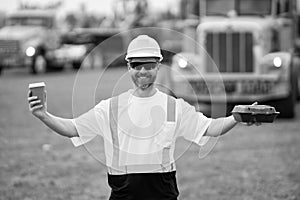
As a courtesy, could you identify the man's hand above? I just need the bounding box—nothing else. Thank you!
[28,90,47,119]
[244,121,262,126]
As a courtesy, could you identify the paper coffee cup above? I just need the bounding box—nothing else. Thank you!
[29,82,46,105]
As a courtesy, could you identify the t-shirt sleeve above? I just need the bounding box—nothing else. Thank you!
[176,99,212,146]
[70,100,109,147]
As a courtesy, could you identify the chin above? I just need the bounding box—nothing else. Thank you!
[139,83,154,90]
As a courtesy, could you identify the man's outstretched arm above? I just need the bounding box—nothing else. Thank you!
[205,115,238,137]
[39,112,78,138]
[28,92,78,138]
[204,102,260,137]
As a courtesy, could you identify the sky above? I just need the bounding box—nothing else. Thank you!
[0,0,179,16]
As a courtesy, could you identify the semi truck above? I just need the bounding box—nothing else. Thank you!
[164,0,299,118]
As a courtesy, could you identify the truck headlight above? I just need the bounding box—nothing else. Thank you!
[178,58,188,69]
[172,53,203,74]
[260,53,288,74]
[26,47,36,57]
[273,57,282,68]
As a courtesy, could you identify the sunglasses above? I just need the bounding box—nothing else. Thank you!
[128,62,158,70]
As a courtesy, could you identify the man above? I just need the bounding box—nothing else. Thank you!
[28,35,257,200]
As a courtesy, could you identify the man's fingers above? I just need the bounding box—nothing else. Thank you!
[28,90,45,116]
[29,100,41,107]
[243,121,262,126]
[241,122,252,126]
[251,102,258,106]
[30,105,43,112]
[28,96,38,102]
[28,90,32,97]
[246,122,253,126]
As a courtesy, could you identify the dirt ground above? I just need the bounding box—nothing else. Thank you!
[0,68,300,200]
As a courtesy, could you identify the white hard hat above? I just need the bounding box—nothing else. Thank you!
[125,35,163,62]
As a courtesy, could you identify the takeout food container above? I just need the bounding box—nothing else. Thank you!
[231,105,279,123]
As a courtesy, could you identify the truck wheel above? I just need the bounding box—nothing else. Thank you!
[276,68,297,118]
[274,60,298,118]
[271,92,295,118]
[72,61,81,70]
[292,56,300,101]
[31,55,47,74]
[270,75,297,118]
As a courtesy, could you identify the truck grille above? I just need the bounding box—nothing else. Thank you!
[0,40,20,55]
[205,32,254,73]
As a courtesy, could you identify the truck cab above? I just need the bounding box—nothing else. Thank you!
[0,10,61,74]
[168,0,298,118]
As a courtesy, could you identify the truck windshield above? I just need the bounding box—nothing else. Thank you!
[206,0,272,16]
[206,0,235,16]
[237,0,271,16]
[6,17,52,27]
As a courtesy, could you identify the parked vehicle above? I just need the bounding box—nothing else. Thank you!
[0,10,62,75]
[162,0,299,118]
[50,27,129,69]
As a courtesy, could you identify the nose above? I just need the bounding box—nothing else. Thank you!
[139,66,147,73]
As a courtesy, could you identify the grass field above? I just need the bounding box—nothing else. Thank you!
[0,68,300,200]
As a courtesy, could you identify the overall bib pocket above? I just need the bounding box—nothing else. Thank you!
[154,122,176,148]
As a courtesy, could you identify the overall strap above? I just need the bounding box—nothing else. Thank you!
[161,95,176,171]
[167,95,176,122]
[108,96,126,174]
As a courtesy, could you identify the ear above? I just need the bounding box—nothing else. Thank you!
[127,63,131,70]
[157,63,161,70]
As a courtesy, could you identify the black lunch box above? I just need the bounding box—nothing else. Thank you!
[231,105,279,123]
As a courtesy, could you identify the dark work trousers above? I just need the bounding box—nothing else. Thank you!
[108,171,179,200]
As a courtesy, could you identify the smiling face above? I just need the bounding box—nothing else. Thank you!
[128,62,160,91]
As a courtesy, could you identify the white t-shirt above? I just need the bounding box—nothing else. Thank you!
[71,89,212,169]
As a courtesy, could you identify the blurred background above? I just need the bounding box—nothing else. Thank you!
[0,0,300,199]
